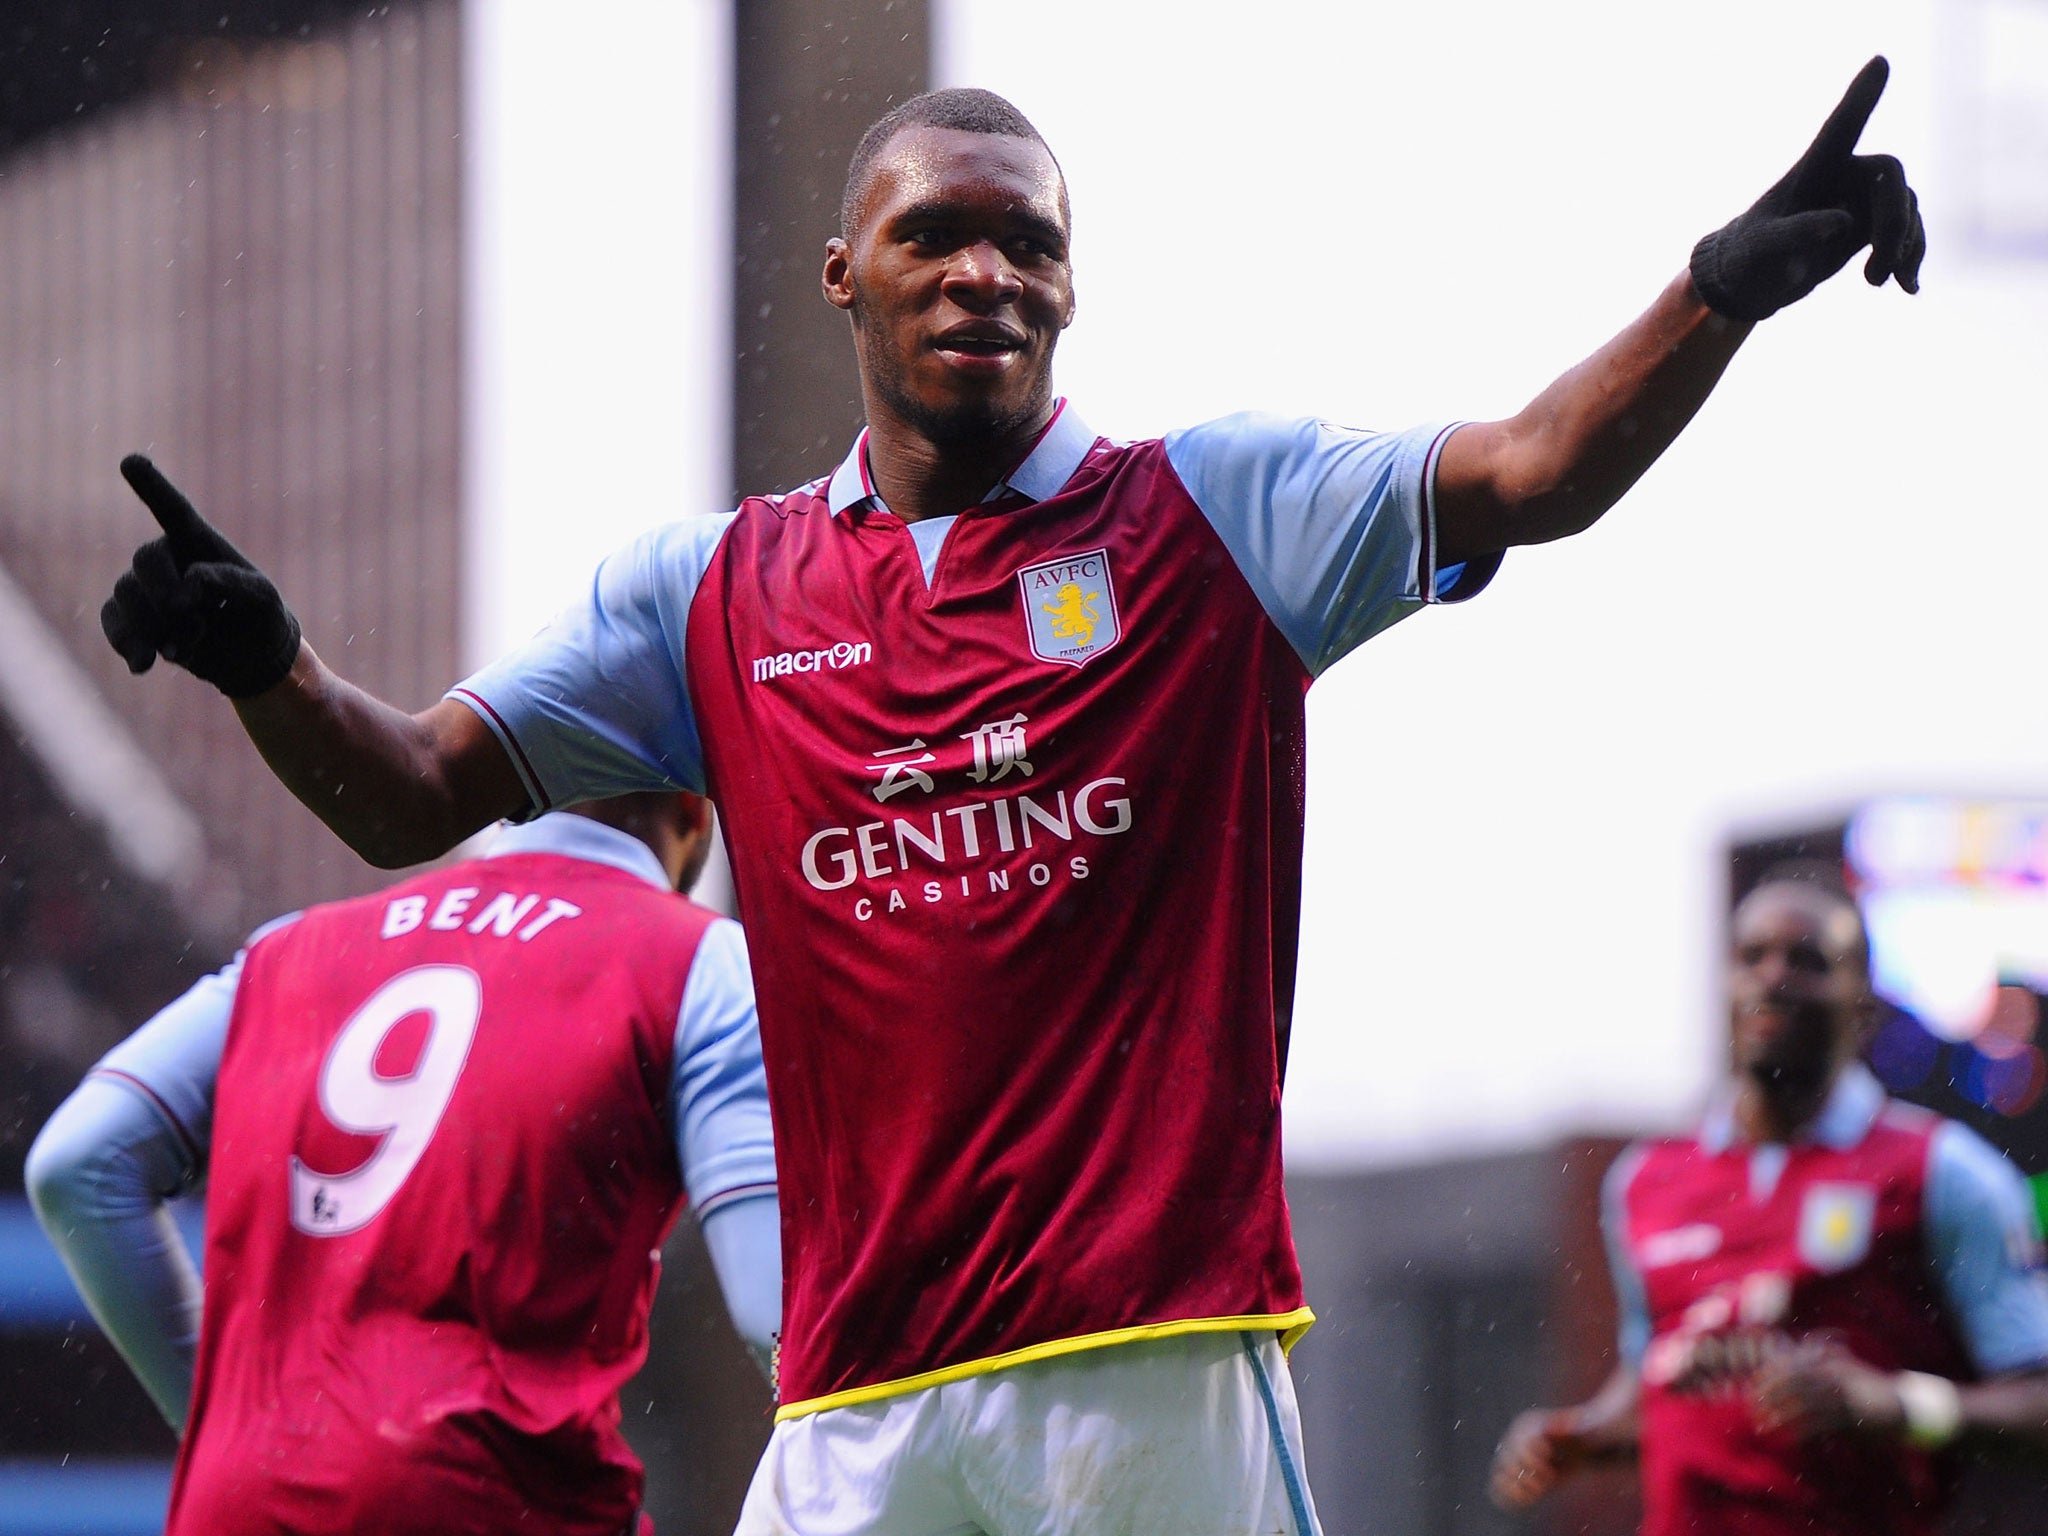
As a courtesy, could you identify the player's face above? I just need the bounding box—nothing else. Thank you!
[1727,887,1870,1095]
[825,126,1074,448]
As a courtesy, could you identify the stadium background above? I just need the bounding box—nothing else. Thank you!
[0,0,2043,1530]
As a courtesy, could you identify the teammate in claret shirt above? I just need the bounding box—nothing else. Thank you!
[27,795,778,1536]
[100,56,1924,1536]
[1489,878,2048,1536]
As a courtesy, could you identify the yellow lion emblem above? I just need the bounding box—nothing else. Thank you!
[1040,581,1102,644]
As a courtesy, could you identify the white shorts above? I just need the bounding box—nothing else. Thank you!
[735,1330,1322,1536]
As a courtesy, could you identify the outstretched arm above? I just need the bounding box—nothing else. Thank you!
[232,647,527,868]
[101,456,527,867]
[1436,275,1747,563]
[1436,56,1923,566]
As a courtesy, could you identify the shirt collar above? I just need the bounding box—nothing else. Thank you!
[485,811,673,892]
[1697,1062,1886,1154]
[824,399,1095,517]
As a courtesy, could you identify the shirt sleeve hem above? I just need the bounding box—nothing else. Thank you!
[87,1068,203,1174]
[1421,423,1504,605]
[693,1177,778,1221]
[445,686,552,818]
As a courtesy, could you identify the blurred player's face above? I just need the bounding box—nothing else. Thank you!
[673,823,712,896]
[825,127,1074,449]
[667,793,715,896]
[1727,886,1871,1098]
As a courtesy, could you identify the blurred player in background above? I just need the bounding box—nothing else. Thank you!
[1490,876,2048,1535]
[27,794,777,1536]
[98,56,1922,1536]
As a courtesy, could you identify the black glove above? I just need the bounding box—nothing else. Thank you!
[101,455,303,699]
[1690,56,1925,322]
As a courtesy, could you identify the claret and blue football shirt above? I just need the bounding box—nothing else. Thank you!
[65,813,776,1533]
[454,403,1499,1417]
[1605,1064,2048,1536]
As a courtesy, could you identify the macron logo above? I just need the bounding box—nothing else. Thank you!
[752,640,873,684]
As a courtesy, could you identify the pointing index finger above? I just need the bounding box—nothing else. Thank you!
[119,453,209,548]
[1805,55,1890,167]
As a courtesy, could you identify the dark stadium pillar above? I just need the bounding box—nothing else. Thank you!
[629,13,932,1531]
[731,0,930,499]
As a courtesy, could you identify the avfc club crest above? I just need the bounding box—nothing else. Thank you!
[1016,548,1121,669]
[1798,1182,1877,1273]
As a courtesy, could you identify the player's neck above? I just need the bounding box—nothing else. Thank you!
[1732,1066,1840,1146]
[861,403,1055,524]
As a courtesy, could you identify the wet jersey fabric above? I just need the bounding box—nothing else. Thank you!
[162,837,729,1536]
[1609,1067,2048,1536]
[454,403,1494,1417]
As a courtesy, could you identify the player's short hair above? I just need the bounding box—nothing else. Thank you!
[840,88,1059,237]
[1738,861,1870,972]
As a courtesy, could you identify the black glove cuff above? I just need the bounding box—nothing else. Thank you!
[1689,228,1784,324]
[210,607,303,699]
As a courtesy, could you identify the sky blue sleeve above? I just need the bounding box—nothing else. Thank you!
[1603,1146,1651,1367]
[670,918,777,1217]
[700,1193,781,1374]
[1161,414,1499,677]
[1925,1122,2048,1375]
[88,915,295,1155]
[26,1078,205,1429]
[24,922,292,1430]
[448,514,739,812]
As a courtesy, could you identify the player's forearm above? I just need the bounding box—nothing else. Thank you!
[1949,1369,2048,1455]
[1568,1363,1644,1462]
[1492,1367,1640,1512]
[47,1200,201,1431]
[1440,273,1750,560]
[233,644,513,868]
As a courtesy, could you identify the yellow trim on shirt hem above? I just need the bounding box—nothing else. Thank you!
[773,1307,1317,1422]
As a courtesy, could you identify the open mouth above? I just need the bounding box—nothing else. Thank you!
[932,329,1026,361]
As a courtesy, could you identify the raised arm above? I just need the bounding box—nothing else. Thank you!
[1436,56,1923,567]
[232,649,526,868]
[101,456,526,867]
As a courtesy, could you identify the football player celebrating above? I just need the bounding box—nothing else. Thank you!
[103,59,1922,1534]
[1490,878,2048,1535]
[29,794,776,1535]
